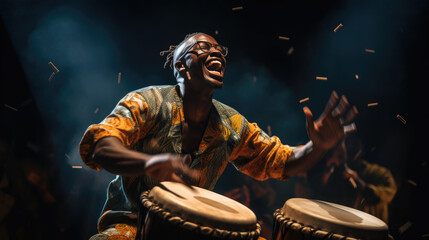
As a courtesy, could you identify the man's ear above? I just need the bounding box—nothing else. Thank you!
[174,61,186,72]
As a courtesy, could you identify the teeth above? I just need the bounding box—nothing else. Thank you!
[206,60,222,71]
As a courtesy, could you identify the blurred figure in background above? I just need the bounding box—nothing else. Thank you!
[223,174,276,239]
[294,133,397,223]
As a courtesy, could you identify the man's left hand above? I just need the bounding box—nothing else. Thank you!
[303,91,358,151]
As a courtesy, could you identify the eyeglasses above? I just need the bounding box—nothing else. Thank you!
[178,41,228,60]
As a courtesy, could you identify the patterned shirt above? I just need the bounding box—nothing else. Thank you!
[79,85,296,231]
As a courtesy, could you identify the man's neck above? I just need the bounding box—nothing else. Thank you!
[178,83,213,125]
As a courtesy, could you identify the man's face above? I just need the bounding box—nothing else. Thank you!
[176,34,227,89]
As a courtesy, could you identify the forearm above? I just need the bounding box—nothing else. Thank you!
[93,136,151,176]
[284,141,327,177]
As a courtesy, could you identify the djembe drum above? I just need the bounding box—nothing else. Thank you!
[140,181,261,240]
[273,198,389,240]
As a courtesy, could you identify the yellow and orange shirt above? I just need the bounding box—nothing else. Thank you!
[79,85,296,231]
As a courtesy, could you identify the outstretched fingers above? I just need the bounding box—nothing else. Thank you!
[323,91,340,117]
[332,95,349,118]
[343,106,358,125]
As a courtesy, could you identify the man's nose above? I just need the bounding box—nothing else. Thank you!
[209,49,224,59]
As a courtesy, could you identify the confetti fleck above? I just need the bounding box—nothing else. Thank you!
[4,104,18,111]
[278,36,290,40]
[367,102,378,107]
[72,166,82,169]
[94,108,99,114]
[232,6,243,11]
[287,47,294,55]
[299,97,309,103]
[316,76,327,80]
[48,61,60,73]
[353,149,362,161]
[26,142,40,152]
[20,98,33,107]
[396,114,406,124]
[118,72,121,84]
[215,30,219,35]
[365,49,375,53]
[186,71,191,80]
[267,125,272,136]
[398,221,412,235]
[333,23,343,32]
[48,72,56,81]
[355,74,359,79]
[407,180,417,187]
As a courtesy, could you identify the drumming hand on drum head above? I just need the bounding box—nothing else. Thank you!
[145,153,200,186]
[303,91,358,151]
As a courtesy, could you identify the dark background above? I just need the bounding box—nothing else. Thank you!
[1,0,428,239]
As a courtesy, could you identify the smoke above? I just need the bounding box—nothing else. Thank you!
[217,60,306,145]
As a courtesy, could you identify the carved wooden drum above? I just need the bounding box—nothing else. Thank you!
[273,198,389,240]
[140,181,261,240]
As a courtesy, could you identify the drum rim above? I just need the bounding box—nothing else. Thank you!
[273,208,360,240]
[140,190,261,240]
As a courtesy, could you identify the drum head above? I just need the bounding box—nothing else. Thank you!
[280,198,388,240]
[148,181,257,232]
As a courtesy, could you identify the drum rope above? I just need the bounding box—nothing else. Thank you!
[141,191,261,240]
[273,209,360,240]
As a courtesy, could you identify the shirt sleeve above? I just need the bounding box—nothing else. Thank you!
[229,117,296,181]
[361,161,397,204]
[79,92,151,170]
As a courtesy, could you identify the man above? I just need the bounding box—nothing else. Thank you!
[294,134,397,223]
[79,32,358,239]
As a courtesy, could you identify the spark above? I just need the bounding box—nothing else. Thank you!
[333,23,343,32]
[316,76,327,80]
[20,98,33,107]
[407,180,417,187]
[4,104,18,111]
[48,72,55,81]
[232,6,243,11]
[365,49,375,53]
[278,36,290,40]
[398,221,412,235]
[48,61,60,73]
[396,114,406,124]
[118,72,121,84]
[367,102,378,107]
[299,97,309,103]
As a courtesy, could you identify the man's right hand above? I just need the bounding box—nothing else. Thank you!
[93,137,200,185]
[145,153,200,185]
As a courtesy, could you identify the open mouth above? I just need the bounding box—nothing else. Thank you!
[205,59,224,78]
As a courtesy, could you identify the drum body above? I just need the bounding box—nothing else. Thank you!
[273,198,389,240]
[140,181,261,240]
